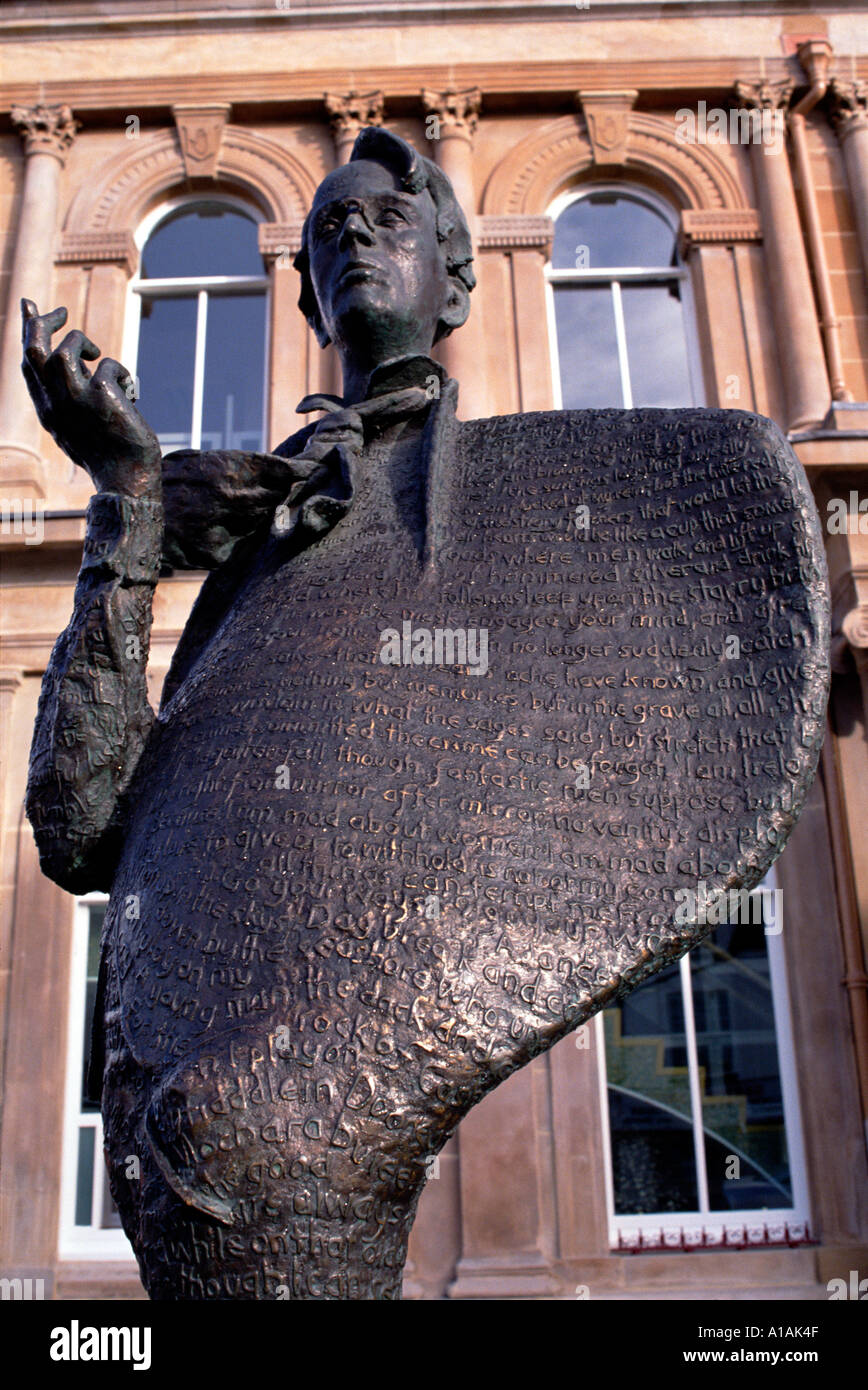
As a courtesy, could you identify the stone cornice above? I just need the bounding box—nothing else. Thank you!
[0,0,857,41]
[9,59,866,121]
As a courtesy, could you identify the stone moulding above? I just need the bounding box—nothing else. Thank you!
[477,214,554,253]
[55,230,139,275]
[680,208,762,247]
[258,221,307,261]
[61,126,319,238]
[482,111,750,215]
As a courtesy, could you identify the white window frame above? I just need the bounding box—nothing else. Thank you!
[59,894,135,1261]
[122,193,271,454]
[544,183,705,411]
[596,867,811,1249]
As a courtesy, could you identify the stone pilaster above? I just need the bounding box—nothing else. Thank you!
[732,79,829,432]
[477,215,554,415]
[0,104,78,495]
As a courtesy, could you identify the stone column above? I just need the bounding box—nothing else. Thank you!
[733,80,829,432]
[0,105,78,494]
[828,79,868,289]
[324,91,384,166]
[420,89,486,418]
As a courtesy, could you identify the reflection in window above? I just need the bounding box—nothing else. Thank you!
[600,875,809,1244]
[547,188,699,410]
[132,201,268,454]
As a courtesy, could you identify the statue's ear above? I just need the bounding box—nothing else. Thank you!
[436,279,470,341]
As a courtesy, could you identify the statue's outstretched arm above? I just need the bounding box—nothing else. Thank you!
[21,301,164,892]
[26,492,163,892]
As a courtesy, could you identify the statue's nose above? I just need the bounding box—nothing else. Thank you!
[338,210,375,249]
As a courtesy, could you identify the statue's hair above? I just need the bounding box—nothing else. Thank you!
[294,126,475,347]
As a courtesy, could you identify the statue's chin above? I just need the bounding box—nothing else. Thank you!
[331,299,437,368]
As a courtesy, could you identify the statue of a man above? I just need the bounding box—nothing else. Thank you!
[22,129,828,1299]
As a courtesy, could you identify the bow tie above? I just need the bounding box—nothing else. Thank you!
[270,357,445,546]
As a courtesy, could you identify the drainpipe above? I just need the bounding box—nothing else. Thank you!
[789,40,852,404]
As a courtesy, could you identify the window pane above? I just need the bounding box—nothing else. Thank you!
[81,903,105,1113]
[137,295,198,452]
[552,192,677,270]
[75,1127,95,1226]
[142,205,262,278]
[604,962,699,1213]
[621,282,695,407]
[553,286,622,408]
[692,923,794,1212]
[201,293,266,451]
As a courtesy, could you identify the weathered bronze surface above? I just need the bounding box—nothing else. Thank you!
[23,130,829,1299]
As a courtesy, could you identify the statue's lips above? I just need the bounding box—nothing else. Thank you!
[336,261,388,288]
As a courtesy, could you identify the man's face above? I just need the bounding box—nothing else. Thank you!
[307,160,453,365]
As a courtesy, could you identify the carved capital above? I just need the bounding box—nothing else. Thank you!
[732,78,795,112]
[828,79,868,141]
[577,91,637,166]
[421,88,481,142]
[172,104,231,180]
[324,91,384,146]
[10,103,78,163]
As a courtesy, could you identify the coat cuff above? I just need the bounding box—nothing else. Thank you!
[80,493,164,584]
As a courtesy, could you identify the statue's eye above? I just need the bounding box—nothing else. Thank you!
[377,208,407,227]
[315,214,341,240]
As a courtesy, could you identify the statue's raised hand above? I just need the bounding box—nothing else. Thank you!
[21,300,162,498]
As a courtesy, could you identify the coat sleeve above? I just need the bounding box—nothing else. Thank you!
[25,491,163,894]
[160,440,312,571]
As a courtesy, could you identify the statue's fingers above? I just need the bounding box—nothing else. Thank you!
[21,300,68,369]
[45,329,101,398]
[94,357,136,400]
[21,354,52,412]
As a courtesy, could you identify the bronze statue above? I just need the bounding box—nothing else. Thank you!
[22,128,829,1299]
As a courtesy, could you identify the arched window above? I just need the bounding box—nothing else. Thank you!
[124,197,269,453]
[546,186,703,409]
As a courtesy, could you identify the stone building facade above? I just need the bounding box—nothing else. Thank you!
[0,0,866,1299]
